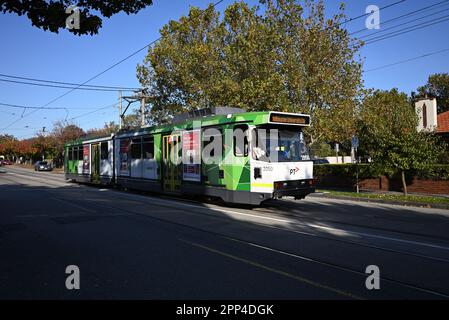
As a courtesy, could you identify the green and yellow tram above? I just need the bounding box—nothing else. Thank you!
[64,107,315,205]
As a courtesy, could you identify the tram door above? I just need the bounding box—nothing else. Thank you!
[91,143,100,183]
[162,134,182,192]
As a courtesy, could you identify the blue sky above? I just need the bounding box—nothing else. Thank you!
[0,0,448,139]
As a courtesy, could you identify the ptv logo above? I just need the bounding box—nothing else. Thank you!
[289,167,300,175]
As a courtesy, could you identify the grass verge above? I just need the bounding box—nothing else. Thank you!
[316,189,449,206]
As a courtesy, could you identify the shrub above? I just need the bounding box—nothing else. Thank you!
[313,164,381,179]
[314,164,449,180]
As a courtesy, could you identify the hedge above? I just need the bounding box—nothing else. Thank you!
[314,164,449,181]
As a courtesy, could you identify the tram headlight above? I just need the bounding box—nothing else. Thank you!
[274,181,288,189]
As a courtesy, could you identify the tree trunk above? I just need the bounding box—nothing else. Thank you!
[401,170,408,196]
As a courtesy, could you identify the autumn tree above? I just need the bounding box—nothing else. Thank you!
[137,0,363,143]
[86,121,119,139]
[49,121,84,166]
[0,135,17,159]
[416,73,449,114]
[1,0,153,35]
[358,89,444,195]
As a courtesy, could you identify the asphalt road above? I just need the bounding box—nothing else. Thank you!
[1,165,449,299]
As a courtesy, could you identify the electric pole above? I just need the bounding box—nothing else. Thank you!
[140,90,146,127]
[120,89,149,129]
[118,91,123,130]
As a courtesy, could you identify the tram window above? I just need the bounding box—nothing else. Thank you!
[143,137,154,159]
[233,125,249,157]
[78,146,83,160]
[100,142,109,160]
[68,147,73,160]
[131,141,142,159]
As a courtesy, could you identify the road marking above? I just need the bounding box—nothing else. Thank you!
[309,224,449,251]
[52,197,97,213]
[222,236,449,297]
[179,238,363,300]
[8,169,449,253]
[6,172,69,186]
[119,193,449,252]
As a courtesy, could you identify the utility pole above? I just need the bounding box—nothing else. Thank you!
[42,126,46,161]
[121,89,149,128]
[140,90,146,127]
[118,91,123,130]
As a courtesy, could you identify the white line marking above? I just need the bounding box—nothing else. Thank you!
[10,171,448,253]
[112,191,449,252]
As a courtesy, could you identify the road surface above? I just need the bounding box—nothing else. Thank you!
[1,165,449,299]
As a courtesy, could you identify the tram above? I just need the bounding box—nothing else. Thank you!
[64,107,315,205]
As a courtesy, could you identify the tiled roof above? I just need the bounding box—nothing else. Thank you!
[437,111,449,133]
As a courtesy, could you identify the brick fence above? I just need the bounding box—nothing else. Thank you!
[316,175,449,195]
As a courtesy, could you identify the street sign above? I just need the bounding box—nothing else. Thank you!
[351,136,359,149]
[335,143,339,153]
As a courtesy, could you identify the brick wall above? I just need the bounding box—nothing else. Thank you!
[316,175,449,195]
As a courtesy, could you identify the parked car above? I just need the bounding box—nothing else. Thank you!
[1,159,13,165]
[34,161,53,171]
[312,158,330,165]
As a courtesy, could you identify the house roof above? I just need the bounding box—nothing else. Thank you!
[437,111,449,133]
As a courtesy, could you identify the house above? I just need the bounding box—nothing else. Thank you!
[436,109,449,143]
[415,98,449,143]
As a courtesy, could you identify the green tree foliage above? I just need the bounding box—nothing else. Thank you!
[137,0,363,143]
[416,73,449,114]
[123,113,142,129]
[358,89,445,195]
[309,142,333,158]
[0,0,153,35]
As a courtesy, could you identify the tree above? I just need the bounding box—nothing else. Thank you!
[309,142,333,158]
[0,135,17,159]
[123,113,142,129]
[50,121,84,166]
[86,121,119,139]
[137,0,363,142]
[416,73,449,114]
[0,134,16,143]
[1,0,153,35]
[359,89,444,195]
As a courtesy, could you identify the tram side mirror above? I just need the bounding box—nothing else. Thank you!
[254,167,262,179]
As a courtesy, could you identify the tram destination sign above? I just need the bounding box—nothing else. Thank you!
[269,113,310,125]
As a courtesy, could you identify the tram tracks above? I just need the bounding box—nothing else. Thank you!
[5,167,449,297]
[7,167,449,260]
[46,185,449,298]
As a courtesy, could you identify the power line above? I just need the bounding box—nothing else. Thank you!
[0,101,114,110]
[364,14,449,44]
[1,0,226,133]
[350,0,449,35]
[0,78,136,92]
[0,109,16,116]
[364,47,449,72]
[69,103,118,120]
[358,7,449,40]
[0,73,139,91]
[337,0,407,26]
